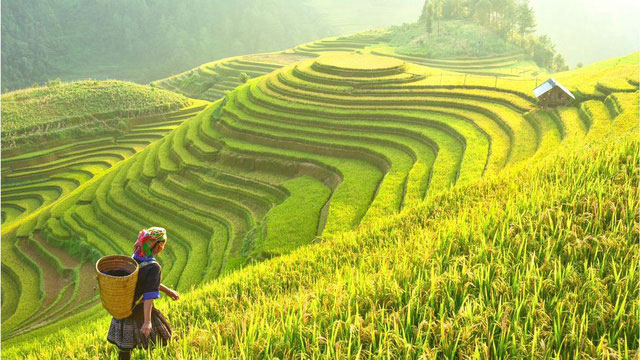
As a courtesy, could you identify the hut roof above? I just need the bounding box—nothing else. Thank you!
[533,78,575,99]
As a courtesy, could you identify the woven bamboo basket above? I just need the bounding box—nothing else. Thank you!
[95,255,139,319]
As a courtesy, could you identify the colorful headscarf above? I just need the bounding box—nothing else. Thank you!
[134,227,167,257]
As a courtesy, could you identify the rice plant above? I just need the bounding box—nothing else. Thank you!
[2,36,637,358]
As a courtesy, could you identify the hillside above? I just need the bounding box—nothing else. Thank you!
[1,79,205,247]
[0,0,330,91]
[1,79,203,229]
[2,33,637,352]
[1,0,426,91]
[387,19,522,58]
[152,28,547,103]
[1,80,190,150]
[4,79,638,358]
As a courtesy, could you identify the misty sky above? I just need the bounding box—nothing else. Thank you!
[530,0,640,66]
[350,0,639,67]
[310,0,424,35]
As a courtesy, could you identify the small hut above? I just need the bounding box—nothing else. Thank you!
[533,78,575,107]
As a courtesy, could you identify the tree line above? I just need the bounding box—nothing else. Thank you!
[419,0,569,72]
[1,0,332,92]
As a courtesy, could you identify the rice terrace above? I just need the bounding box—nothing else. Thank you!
[1,0,638,358]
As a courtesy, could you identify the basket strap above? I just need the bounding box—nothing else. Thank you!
[132,261,158,309]
[133,294,144,308]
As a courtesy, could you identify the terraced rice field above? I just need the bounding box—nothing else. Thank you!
[154,32,547,104]
[1,102,208,227]
[151,32,390,102]
[152,54,314,102]
[291,34,387,56]
[370,46,543,77]
[1,80,190,150]
[0,101,211,338]
[2,45,637,350]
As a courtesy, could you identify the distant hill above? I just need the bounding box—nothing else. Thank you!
[1,0,424,91]
[0,0,327,91]
[152,26,546,103]
[386,19,523,58]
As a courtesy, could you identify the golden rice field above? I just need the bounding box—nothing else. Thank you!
[1,30,638,359]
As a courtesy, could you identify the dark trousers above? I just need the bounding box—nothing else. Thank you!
[119,349,131,360]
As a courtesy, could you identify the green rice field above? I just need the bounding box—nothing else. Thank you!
[1,24,638,359]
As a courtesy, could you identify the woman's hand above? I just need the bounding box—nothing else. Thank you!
[141,321,152,338]
[167,289,180,301]
[159,283,180,301]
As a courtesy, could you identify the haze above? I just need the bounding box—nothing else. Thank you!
[531,0,640,66]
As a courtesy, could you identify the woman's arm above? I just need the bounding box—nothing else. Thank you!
[159,283,179,300]
[141,286,177,337]
[140,300,154,337]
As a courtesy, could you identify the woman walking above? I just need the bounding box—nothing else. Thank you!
[107,227,179,360]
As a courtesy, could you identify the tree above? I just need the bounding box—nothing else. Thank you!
[420,0,429,22]
[459,0,476,18]
[552,54,569,72]
[474,0,492,26]
[532,35,555,70]
[442,0,462,19]
[496,0,517,38]
[433,0,443,33]
[426,3,434,34]
[517,2,536,43]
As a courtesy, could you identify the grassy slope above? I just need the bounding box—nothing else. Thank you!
[260,176,332,257]
[388,20,522,59]
[0,0,335,91]
[4,90,638,359]
[5,112,637,360]
[1,80,188,148]
[554,52,639,97]
[153,21,540,103]
[0,81,204,341]
[1,86,204,228]
[2,33,637,354]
